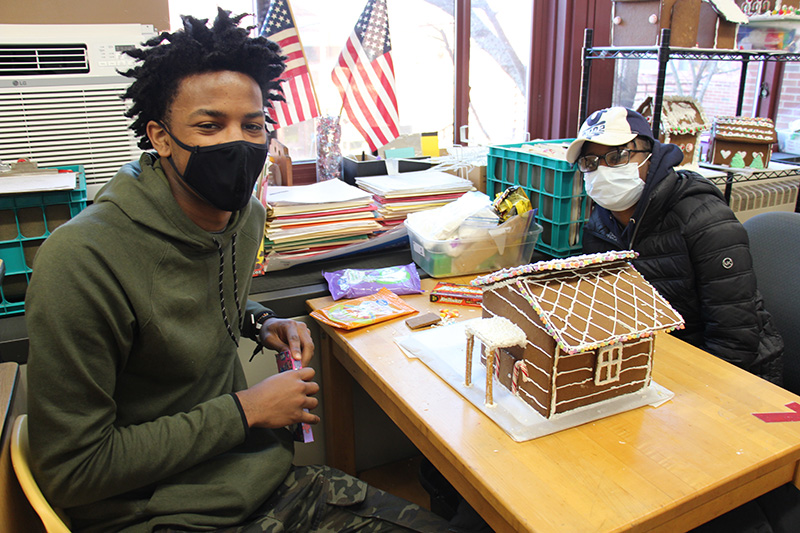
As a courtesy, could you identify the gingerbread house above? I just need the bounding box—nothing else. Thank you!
[709,116,777,168]
[611,0,747,48]
[697,0,748,49]
[470,251,684,419]
[637,95,710,166]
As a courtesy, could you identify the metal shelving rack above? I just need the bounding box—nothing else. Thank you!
[578,27,800,207]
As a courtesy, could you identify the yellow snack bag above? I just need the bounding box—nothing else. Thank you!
[492,186,532,222]
[310,287,417,330]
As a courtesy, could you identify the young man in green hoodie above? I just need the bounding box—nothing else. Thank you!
[25,10,450,533]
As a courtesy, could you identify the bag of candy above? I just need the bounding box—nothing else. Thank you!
[310,287,417,330]
[275,351,314,443]
[323,263,422,300]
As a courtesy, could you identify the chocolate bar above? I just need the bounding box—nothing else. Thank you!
[405,312,442,330]
[429,282,483,307]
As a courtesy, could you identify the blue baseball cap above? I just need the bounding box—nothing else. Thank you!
[566,107,655,164]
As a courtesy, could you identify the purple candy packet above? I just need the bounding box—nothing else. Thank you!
[323,263,422,300]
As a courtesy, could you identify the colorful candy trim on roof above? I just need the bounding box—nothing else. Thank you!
[471,250,638,287]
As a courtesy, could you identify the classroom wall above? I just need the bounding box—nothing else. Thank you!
[0,0,169,32]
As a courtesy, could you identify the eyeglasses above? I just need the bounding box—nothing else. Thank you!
[576,149,650,173]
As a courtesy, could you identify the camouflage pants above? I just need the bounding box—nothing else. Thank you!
[161,464,451,532]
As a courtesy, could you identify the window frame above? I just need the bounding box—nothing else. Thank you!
[595,343,623,386]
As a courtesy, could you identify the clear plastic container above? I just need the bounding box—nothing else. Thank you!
[406,213,543,278]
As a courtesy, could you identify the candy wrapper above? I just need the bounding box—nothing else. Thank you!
[492,186,532,222]
[310,287,417,330]
[429,282,483,307]
[323,263,422,300]
[275,351,315,443]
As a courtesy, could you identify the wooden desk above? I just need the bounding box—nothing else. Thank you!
[308,276,800,533]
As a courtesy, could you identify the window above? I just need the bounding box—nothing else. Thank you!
[168,1,533,163]
[271,0,456,160]
[467,0,532,146]
[611,56,800,155]
[595,344,623,385]
[612,59,747,119]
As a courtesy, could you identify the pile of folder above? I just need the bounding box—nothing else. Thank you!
[356,170,475,227]
[260,179,382,261]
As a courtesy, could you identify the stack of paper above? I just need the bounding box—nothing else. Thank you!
[0,168,78,195]
[356,170,474,226]
[260,179,382,261]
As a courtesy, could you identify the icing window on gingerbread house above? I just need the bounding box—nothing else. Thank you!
[595,344,623,385]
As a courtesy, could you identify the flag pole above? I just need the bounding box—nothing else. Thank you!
[283,0,321,112]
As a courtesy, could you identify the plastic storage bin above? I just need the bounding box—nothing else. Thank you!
[487,139,589,258]
[0,165,87,316]
[405,216,543,278]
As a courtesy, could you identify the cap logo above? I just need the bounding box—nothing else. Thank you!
[582,109,609,139]
[583,123,606,139]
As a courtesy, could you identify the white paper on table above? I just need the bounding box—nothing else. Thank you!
[395,319,674,442]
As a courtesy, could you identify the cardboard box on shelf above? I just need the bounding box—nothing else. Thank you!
[442,165,486,194]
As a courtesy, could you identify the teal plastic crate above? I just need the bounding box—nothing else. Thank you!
[0,165,87,316]
[487,139,589,258]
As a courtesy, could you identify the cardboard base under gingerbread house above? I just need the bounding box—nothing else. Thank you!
[396,319,674,442]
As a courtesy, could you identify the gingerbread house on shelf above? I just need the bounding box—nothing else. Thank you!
[611,0,748,48]
[470,251,684,419]
[637,95,710,167]
[697,0,749,49]
[709,116,778,168]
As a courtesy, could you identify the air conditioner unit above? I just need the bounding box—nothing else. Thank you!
[0,23,158,199]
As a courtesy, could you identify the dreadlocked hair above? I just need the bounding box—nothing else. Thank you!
[120,8,286,149]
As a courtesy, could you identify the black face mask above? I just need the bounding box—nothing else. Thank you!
[160,123,268,212]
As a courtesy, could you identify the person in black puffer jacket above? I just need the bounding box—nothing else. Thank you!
[566,107,783,385]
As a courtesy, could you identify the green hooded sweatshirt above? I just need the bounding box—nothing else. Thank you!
[26,153,294,532]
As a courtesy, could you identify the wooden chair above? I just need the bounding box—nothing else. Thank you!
[10,415,71,533]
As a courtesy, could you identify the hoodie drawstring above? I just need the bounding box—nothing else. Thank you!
[214,233,243,347]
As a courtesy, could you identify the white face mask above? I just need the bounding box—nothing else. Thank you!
[583,156,650,211]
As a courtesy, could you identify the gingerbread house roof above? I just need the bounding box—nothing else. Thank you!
[637,96,710,135]
[471,251,685,354]
[705,0,749,24]
[711,116,777,143]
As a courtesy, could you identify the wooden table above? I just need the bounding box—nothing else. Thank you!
[307,276,800,533]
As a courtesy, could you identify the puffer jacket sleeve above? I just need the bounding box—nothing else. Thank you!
[679,193,761,368]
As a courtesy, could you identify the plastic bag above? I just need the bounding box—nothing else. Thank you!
[405,191,492,240]
[310,288,417,330]
[323,263,422,300]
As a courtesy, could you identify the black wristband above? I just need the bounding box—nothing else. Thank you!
[249,310,276,361]
[253,310,275,331]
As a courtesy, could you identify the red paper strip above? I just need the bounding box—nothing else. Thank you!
[753,402,800,423]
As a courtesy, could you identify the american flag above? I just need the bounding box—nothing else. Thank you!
[260,0,320,127]
[331,0,399,152]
